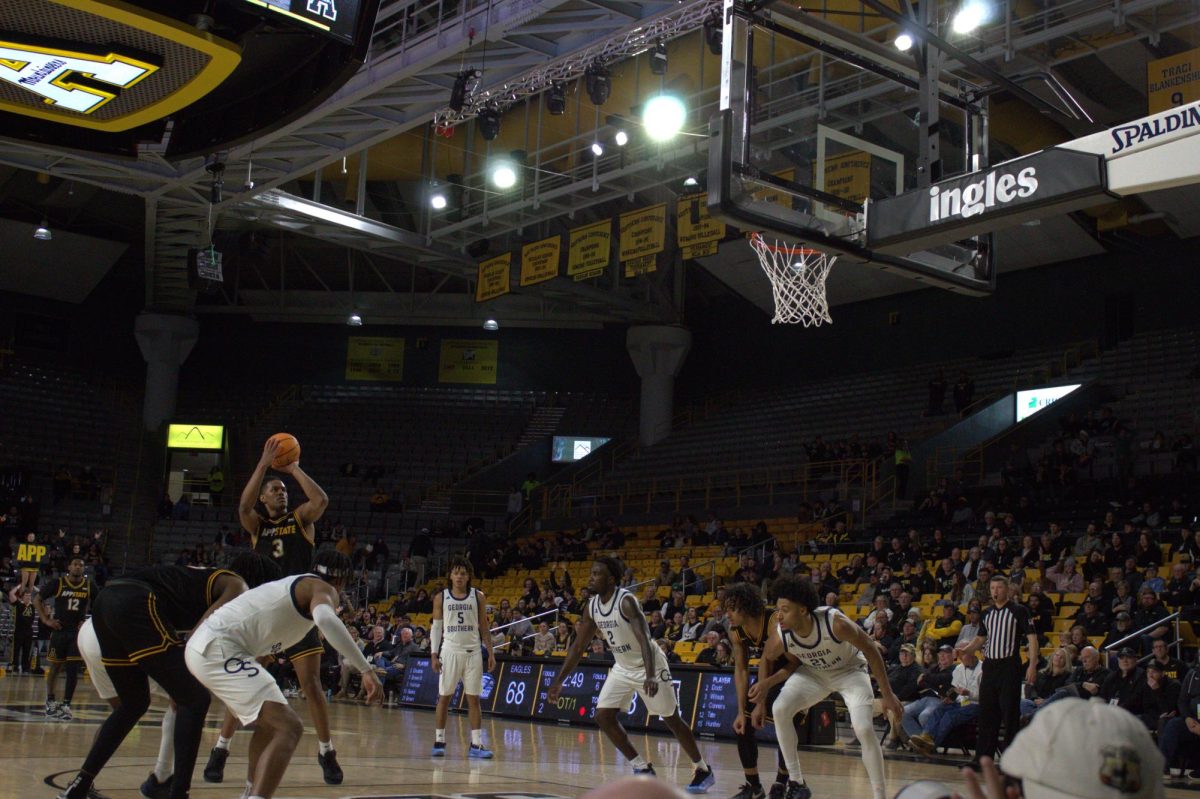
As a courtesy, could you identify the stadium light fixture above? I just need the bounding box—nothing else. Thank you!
[450,69,480,113]
[347,312,363,326]
[478,106,502,140]
[591,142,604,156]
[649,39,668,75]
[491,160,518,189]
[546,81,566,115]
[585,61,611,106]
[642,94,686,142]
[430,190,448,210]
[894,32,914,51]
[952,0,988,33]
[33,218,52,241]
[683,176,699,187]
[703,11,722,55]
[614,129,629,146]
[483,318,500,331]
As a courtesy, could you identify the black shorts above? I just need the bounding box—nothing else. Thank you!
[47,628,81,663]
[284,628,324,661]
[92,581,182,667]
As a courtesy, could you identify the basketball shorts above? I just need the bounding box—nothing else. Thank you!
[439,648,483,696]
[773,667,874,718]
[78,619,167,701]
[597,665,678,718]
[48,628,82,664]
[91,581,181,666]
[283,628,324,661]
[185,628,286,726]
[744,678,784,725]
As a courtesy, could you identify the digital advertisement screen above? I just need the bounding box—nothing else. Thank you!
[166,424,224,450]
[1015,384,1081,422]
[237,0,365,43]
[552,436,612,463]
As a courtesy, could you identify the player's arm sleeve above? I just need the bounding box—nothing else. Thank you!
[314,603,372,673]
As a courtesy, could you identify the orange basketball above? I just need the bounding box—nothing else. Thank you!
[267,433,300,469]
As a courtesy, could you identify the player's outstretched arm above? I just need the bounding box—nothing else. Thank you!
[303,578,381,704]
[548,607,596,701]
[281,461,329,529]
[239,438,278,539]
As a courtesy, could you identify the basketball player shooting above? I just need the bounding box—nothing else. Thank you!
[547,557,715,793]
[205,435,342,785]
[749,576,902,799]
[431,557,496,758]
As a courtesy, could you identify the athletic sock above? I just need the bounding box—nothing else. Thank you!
[746,774,762,788]
[470,730,483,747]
[631,755,649,769]
[215,735,232,751]
[154,707,177,781]
[435,729,446,744]
[776,772,790,785]
[693,758,710,773]
[318,740,333,756]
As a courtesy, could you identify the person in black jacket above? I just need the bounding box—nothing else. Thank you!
[1141,660,1181,733]
[1160,664,1200,777]
[897,645,955,743]
[888,644,922,702]
[1020,647,1074,719]
[1100,647,1145,716]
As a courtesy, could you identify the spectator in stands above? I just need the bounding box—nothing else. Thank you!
[664,612,684,643]
[1020,647,1073,719]
[1161,664,1200,777]
[899,643,956,745]
[411,588,432,614]
[1141,638,1186,681]
[680,607,703,642]
[520,472,540,504]
[1072,523,1101,558]
[1074,599,1111,637]
[656,638,681,665]
[554,619,574,651]
[694,631,722,666]
[1100,647,1145,717]
[656,560,677,590]
[678,556,702,595]
[584,637,611,662]
[862,595,893,632]
[888,644,921,704]
[889,619,920,664]
[1061,645,1110,702]
[532,623,555,655]
[645,610,666,640]
[1139,659,1180,733]
[926,600,963,643]
[956,603,983,648]
[909,648,981,755]
[700,606,729,638]
[933,558,957,593]
[894,440,913,498]
[1081,548,1107,583]
[641,584,662,614]
[1110,580,1136,617]
[369,488,387,512]
[1133,587,1173,653]
[1134,531,1162,568]
[508,611,532,642]
[1142,565,1165,596]
[662,590,686,622]
[1044,556,1084,593]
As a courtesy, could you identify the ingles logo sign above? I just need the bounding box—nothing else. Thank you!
[0,42,159,114]
[866,148,1108,252]
[0,1,240,133]
[928,166,1039,222]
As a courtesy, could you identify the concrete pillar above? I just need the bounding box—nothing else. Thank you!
[135,313,199,432]
[626,325,692,447]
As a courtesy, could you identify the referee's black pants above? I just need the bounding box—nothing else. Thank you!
[976,655,1022,760]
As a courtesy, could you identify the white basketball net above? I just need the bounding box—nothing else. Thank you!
[749,233,836,326]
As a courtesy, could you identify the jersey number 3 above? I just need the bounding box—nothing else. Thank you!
[272,539,284,558]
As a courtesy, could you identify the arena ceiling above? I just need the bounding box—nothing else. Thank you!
[0,0,1197,327]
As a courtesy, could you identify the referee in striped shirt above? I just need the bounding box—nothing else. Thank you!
[956,574,1038,764]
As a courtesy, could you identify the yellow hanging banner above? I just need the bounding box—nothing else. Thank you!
[520,236,561,286]
[1147,47,1200,113]
[677,193,725,259]
[438,339,498,384]
[823,150,872,203]
[620,203,666,277]
[345,336,405,382]
[475,253,511,302]
[567,219,611,281]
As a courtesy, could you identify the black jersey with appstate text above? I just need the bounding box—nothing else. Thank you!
[252,510,314,576]
[40,576,97,630]
[730,606,776,662]
[117,565,236,631]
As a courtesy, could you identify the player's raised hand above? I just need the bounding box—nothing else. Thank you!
[361,669,384,706]
[259,437,280,467]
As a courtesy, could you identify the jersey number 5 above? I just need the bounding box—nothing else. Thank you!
[456,611,465,625]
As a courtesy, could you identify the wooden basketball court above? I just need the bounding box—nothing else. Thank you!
[0,677,1189,799]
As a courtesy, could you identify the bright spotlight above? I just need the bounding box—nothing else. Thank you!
[683,176,699,187]
[615,130,629,146]
[591,142,604,156]
[491,162,518,189]
[430,192,447,210]
[33,220,52,241]
[952,0,988,33]
[642,94,686,142]
[347,312,363,326]
[894,32,914,51]
[482,318,500,331]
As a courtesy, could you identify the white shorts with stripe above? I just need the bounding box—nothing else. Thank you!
[438,648,483,696]
[773,666,875,717]
[184,629,286,726]
[597,665,678,718]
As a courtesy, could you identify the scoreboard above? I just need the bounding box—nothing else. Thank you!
[398,657,793,742]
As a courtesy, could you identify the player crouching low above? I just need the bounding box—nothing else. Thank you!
[431,557,496,758]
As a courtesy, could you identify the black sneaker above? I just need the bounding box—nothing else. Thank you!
[730,783,766,799]
[139,773,172,799]
[202,747,227,783]
[783,782,812,799]
[768,782,787,799]
[318,750,344,785]
[431,741,446,757]
[687,767,715,794]
[633,764,656,776]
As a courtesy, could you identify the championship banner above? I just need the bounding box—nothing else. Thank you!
[567,219,611,281]
[676,193,725,259]
[1148,47,1200,113]
[823,150,872,203]
[520,236,560,286]
[620,203,666,277]
[345,336,405,382]
[475,253,511,302]
[438,339,498,385]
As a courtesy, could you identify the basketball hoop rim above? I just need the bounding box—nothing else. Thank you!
[748,232,826,259]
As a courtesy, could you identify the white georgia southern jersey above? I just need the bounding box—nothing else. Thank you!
[441,588,482,653]
[780,606,867,673]
[590,587,669,677]
[190,574,316,657]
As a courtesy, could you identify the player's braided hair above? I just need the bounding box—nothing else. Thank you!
[312,550,353,583]
[722,582,766,617]
[595,556,624,583]
[227,551,282,588]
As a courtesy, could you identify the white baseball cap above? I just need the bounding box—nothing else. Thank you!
[1002,698,1164,799]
